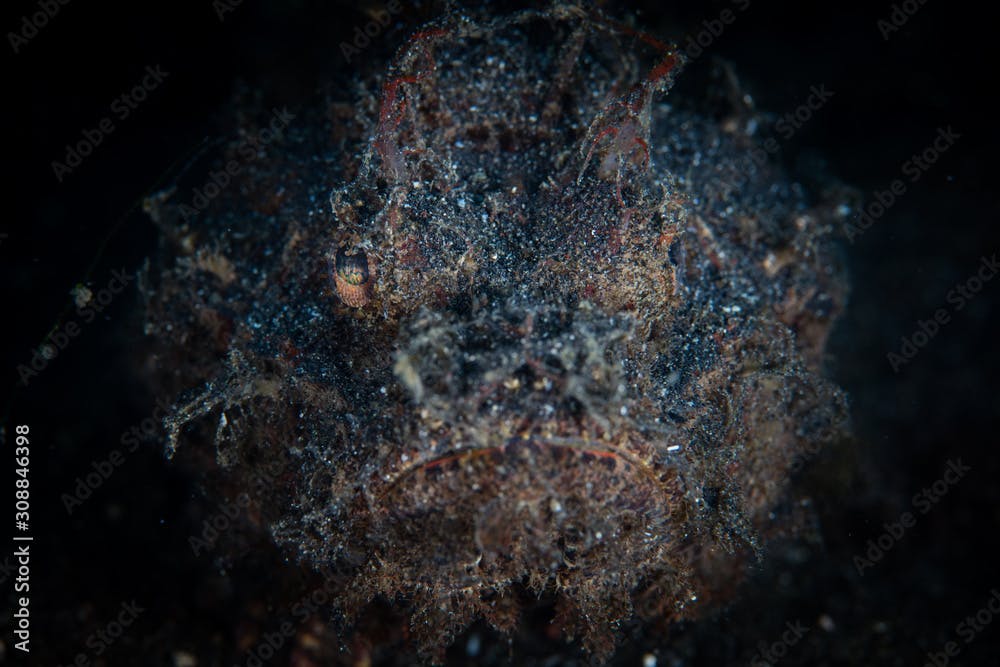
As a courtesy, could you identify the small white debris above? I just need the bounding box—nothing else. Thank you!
[642,653,657,667]
[71,284,93,308]
[465,633,481,656]
[173,650,198,667]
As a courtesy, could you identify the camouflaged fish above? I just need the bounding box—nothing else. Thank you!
[145,4,848,662]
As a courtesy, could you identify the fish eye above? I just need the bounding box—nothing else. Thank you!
[333,246,374,308]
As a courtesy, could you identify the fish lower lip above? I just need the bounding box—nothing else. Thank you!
[372,437,689,529]
[363,436,694,608]
[376,437,671,497]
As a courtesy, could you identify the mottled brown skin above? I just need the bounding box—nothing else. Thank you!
[144,5,848,663]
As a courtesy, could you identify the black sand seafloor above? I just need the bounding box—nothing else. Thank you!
[3,1,999,666]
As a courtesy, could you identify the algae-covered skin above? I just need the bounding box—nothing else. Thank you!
[144,4,848,661]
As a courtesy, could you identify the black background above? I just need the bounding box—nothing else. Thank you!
[2,0,998,664]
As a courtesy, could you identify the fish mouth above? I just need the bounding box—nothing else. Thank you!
[362,298,699,592]
[366,434,691,586]
[377,435,671,496]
